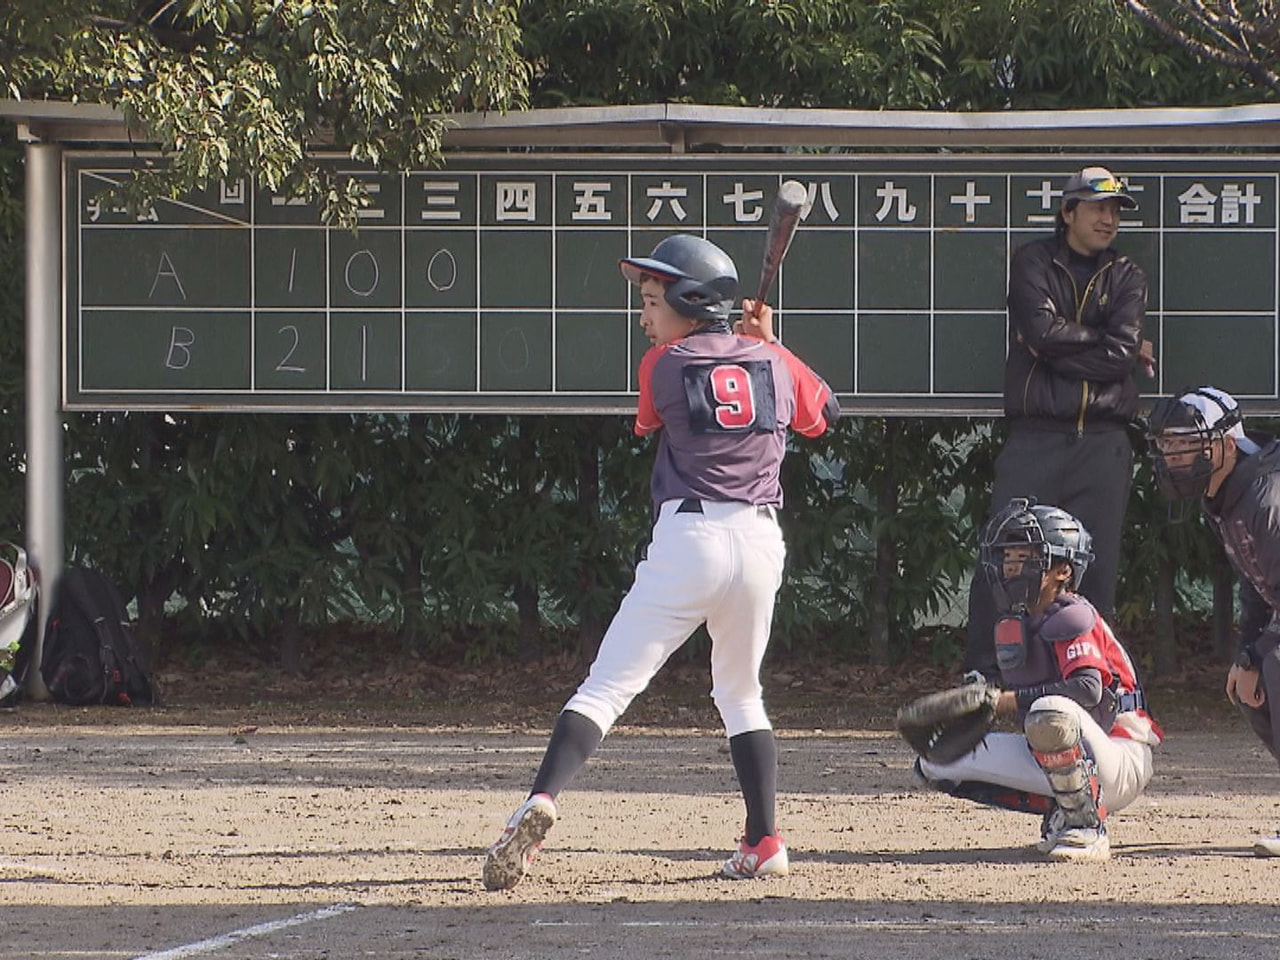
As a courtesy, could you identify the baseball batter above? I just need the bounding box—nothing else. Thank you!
[916,499,1161,861]
[482,233,839,890]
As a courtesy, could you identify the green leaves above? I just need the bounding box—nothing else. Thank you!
[0,0,1264,664]
[520,0,949,109]
[1,0,526,225]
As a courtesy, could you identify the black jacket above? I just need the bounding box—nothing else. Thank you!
[1203,437,1280,652]
[1004,237,1148,431]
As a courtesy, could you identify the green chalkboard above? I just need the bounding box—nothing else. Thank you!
[64,154,1280,413]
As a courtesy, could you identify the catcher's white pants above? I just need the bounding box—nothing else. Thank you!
[563,498,785,738]
[918,695,1154,815]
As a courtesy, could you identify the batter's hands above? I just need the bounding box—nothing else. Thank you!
[1140,339,1156,379]
[1227,663,1266,708]
[736,299,776,342]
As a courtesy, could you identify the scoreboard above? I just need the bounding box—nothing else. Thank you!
[65,154,1280,413]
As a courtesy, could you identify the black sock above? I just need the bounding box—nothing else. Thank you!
[729,729,777,845]
[529,709,604,800]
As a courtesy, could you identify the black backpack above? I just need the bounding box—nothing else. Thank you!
[41,567,155,706]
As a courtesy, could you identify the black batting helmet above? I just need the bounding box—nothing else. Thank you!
[619,234,738,323]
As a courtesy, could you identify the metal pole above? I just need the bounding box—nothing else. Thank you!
[23,140,61,700]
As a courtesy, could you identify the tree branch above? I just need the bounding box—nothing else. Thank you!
[1187,0,1250,57]
[1122,0,1280,94]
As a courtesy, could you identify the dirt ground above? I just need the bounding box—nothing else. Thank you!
[4,662,1280,959]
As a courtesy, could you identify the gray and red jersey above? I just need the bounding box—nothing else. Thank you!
[1002,593,1162,747]
[635,331,838,509]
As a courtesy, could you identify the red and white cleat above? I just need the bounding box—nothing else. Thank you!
[722,833,789,879]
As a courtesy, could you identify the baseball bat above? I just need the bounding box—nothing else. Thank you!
[754,179,808,304]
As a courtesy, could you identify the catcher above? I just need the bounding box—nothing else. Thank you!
[900,499,1161,862]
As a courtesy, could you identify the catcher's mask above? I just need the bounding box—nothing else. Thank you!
[1146,387,1242,502]
[980,498,1095,616]
[619,234,738,326]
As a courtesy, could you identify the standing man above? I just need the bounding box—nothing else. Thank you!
[1146,386,1280,856]
[481,234,840,890]
[965,166,1154,679]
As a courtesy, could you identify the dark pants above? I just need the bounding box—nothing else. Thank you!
[964,425,1134,678]
[1239,629,1280,762]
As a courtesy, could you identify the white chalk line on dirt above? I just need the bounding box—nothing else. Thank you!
[129,903,358,960]
[534,915,1260,931]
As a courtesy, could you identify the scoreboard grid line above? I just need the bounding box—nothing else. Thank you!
[929,173,936,396]
[65,156,1280,413]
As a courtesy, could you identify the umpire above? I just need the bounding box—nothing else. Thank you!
[1147,387,1280,856]
[965,166,1152,679]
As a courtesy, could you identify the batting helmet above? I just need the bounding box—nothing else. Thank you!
[980,498,1095,613]
[1146,387,1243,501]
[619,234,738,323]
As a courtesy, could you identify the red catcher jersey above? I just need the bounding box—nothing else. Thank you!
[635,331,836,509]
[1049,599,1163,747]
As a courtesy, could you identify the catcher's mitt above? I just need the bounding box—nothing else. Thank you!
[895,682,1000,765]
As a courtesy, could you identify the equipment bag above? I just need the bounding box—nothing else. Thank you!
[41,567,154,706]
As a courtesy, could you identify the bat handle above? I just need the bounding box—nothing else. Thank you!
[737,295,777,343]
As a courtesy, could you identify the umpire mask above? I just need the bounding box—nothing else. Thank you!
[1146,388,1242,501]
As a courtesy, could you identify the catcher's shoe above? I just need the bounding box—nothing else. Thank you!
[1252,834,1280,857]
[1035,806,1068,854]
[910,757,958,793]
[483,792,556,891]
[1045,823,1109,862]
[910,757,931,788]
[722,833,789,879]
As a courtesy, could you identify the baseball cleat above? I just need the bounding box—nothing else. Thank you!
[482,792,557,891]
[722,833,789,879]
[1035,806,1067,854]
[909,757,958,794]
[1045,823,1110,862]
[910,757,932,789]
[1252,835,1280,857]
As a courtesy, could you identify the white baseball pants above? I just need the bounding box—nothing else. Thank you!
[919,695,1154,814]
[564,498,785,738]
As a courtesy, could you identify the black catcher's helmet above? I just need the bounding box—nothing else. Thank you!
[980,498,1095,613]
[1146,387,1243,501]
[619,234,738,323]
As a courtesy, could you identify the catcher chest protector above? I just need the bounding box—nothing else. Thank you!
[42,568,154,706]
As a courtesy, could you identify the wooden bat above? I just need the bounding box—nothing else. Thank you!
[754,179,808,305]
